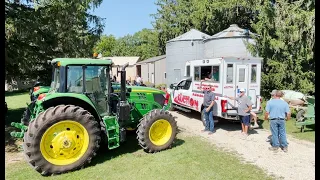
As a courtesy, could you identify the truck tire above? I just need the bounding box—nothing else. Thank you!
[137,109,177,153]
[23,105,101,176]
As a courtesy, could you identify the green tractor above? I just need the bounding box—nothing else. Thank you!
[10,58,177,175]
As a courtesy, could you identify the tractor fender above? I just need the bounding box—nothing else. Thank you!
[41,93,101,122]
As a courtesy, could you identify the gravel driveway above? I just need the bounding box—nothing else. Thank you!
[171,110,315,180]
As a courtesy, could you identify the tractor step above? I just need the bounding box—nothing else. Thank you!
[102,116,120,149]
[173,104,191,112]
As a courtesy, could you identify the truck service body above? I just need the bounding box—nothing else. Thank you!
[169,56,263,122]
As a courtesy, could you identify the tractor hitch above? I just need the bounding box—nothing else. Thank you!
[10,122,28,138]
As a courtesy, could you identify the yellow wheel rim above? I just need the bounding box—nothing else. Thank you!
[149,119,172,146]
[40,120,89,166]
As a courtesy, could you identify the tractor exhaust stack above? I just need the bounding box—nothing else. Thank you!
[120,62,129,101]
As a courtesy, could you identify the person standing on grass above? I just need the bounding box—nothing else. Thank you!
[225,88,253,137]
[265,90,291,152]
[200,82,216,135]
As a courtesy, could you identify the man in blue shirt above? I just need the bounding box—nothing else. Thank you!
[265,90,291,152]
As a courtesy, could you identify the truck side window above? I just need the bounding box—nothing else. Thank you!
[251,64,257,83]
[201,65,220,83]
[186,65,190,77]
[194,67,200,81]
[227,64,233,83]
[177,80,186,90]
[184,81,191,90]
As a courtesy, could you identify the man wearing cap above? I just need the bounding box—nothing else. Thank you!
[265,90,291,152]
[225,88,253,137]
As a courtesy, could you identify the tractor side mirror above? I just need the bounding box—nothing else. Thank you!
[169,84,174,89]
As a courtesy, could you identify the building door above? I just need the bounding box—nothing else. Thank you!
[173,69,181,83]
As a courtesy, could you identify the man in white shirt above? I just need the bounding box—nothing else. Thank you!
[136,75,142,86]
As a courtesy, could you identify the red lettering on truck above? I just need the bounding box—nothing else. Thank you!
[174,93,199,110]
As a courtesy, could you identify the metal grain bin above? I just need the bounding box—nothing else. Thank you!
[165,29,211,86]
[204,24,257,58]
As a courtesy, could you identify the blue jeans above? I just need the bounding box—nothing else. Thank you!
[270,119,288,147]
[203,108,214,132]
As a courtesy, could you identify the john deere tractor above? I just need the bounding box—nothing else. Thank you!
[10,58,177,176]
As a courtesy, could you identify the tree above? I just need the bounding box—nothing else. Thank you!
[5,0,105,85]
[248,0,315,96]
[94,28,160,60]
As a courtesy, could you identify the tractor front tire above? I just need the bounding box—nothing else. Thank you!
[137,109,177,153]
[23,105,101,176]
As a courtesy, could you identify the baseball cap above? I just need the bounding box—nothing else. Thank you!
[239,88,245,92]
[270,90,277,95]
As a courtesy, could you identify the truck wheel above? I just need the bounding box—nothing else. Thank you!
[23,105,101,176]
[137,109,177,153]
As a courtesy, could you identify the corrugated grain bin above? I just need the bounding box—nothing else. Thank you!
[204,24,257,58]
[165,29,211,86]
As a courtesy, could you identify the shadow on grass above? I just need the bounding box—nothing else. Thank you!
[89,131,185,167]
[174,110,260,134]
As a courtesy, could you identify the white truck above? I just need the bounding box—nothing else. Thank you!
[168,56,263,125]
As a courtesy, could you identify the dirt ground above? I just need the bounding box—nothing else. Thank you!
[5,111,315,180]
[172,110,315,180]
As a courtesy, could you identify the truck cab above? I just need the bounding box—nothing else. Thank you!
[169,56,263,123]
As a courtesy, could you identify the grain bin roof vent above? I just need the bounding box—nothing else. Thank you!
[167,29,211,42]
[211,24,256,39]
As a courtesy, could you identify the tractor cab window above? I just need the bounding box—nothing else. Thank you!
[67,66,83,93]
[84,66,108,94]
[50,67,60,92]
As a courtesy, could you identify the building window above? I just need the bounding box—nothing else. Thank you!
[186,65,190,77]
[226,64,233,84]
[251,64,257,83]
[164,72,166,79]
[194,67,200,81]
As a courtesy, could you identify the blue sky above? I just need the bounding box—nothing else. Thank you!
[91,0,158,38]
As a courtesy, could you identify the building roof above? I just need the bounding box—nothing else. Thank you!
[136,55,166,65]
[210,24,256,39]
[102,56,140,66]
[52,58,113,66]
[167,29,211,42]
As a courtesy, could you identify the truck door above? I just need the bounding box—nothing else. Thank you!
[235,64,249,107]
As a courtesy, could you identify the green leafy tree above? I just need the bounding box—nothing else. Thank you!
[248,0,315,96]
[5,0,104,85]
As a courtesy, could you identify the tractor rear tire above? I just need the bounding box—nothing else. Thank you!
[23,105,101,176]
[137,109,177,153]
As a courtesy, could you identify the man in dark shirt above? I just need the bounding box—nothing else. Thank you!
[201,83,216,135]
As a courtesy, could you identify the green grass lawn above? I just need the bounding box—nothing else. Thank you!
[5,133,274,180]
[258,100,315,142]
